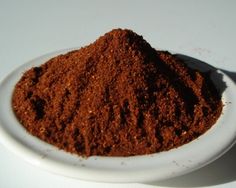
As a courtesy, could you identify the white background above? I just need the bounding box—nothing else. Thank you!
[0,0,236,187]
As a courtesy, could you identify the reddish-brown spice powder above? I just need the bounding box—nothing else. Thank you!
[12,29,222,157]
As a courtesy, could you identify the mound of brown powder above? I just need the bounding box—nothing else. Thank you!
[12,29,222,157]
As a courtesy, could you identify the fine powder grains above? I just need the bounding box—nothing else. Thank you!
[12,29,223,157]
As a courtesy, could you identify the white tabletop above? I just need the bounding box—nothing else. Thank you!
[0,0,236,187]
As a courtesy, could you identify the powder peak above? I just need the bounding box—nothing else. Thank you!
[92,28,156,58]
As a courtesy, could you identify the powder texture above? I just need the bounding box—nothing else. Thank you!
[12,29,222,156]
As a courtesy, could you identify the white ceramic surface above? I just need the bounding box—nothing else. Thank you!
[0,49,236,183]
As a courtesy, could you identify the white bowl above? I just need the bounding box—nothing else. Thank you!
[0,49,236,183]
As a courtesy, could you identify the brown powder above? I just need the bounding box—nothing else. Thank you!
[12,29,222,157]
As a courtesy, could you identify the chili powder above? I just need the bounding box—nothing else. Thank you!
[12,29,223,157]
